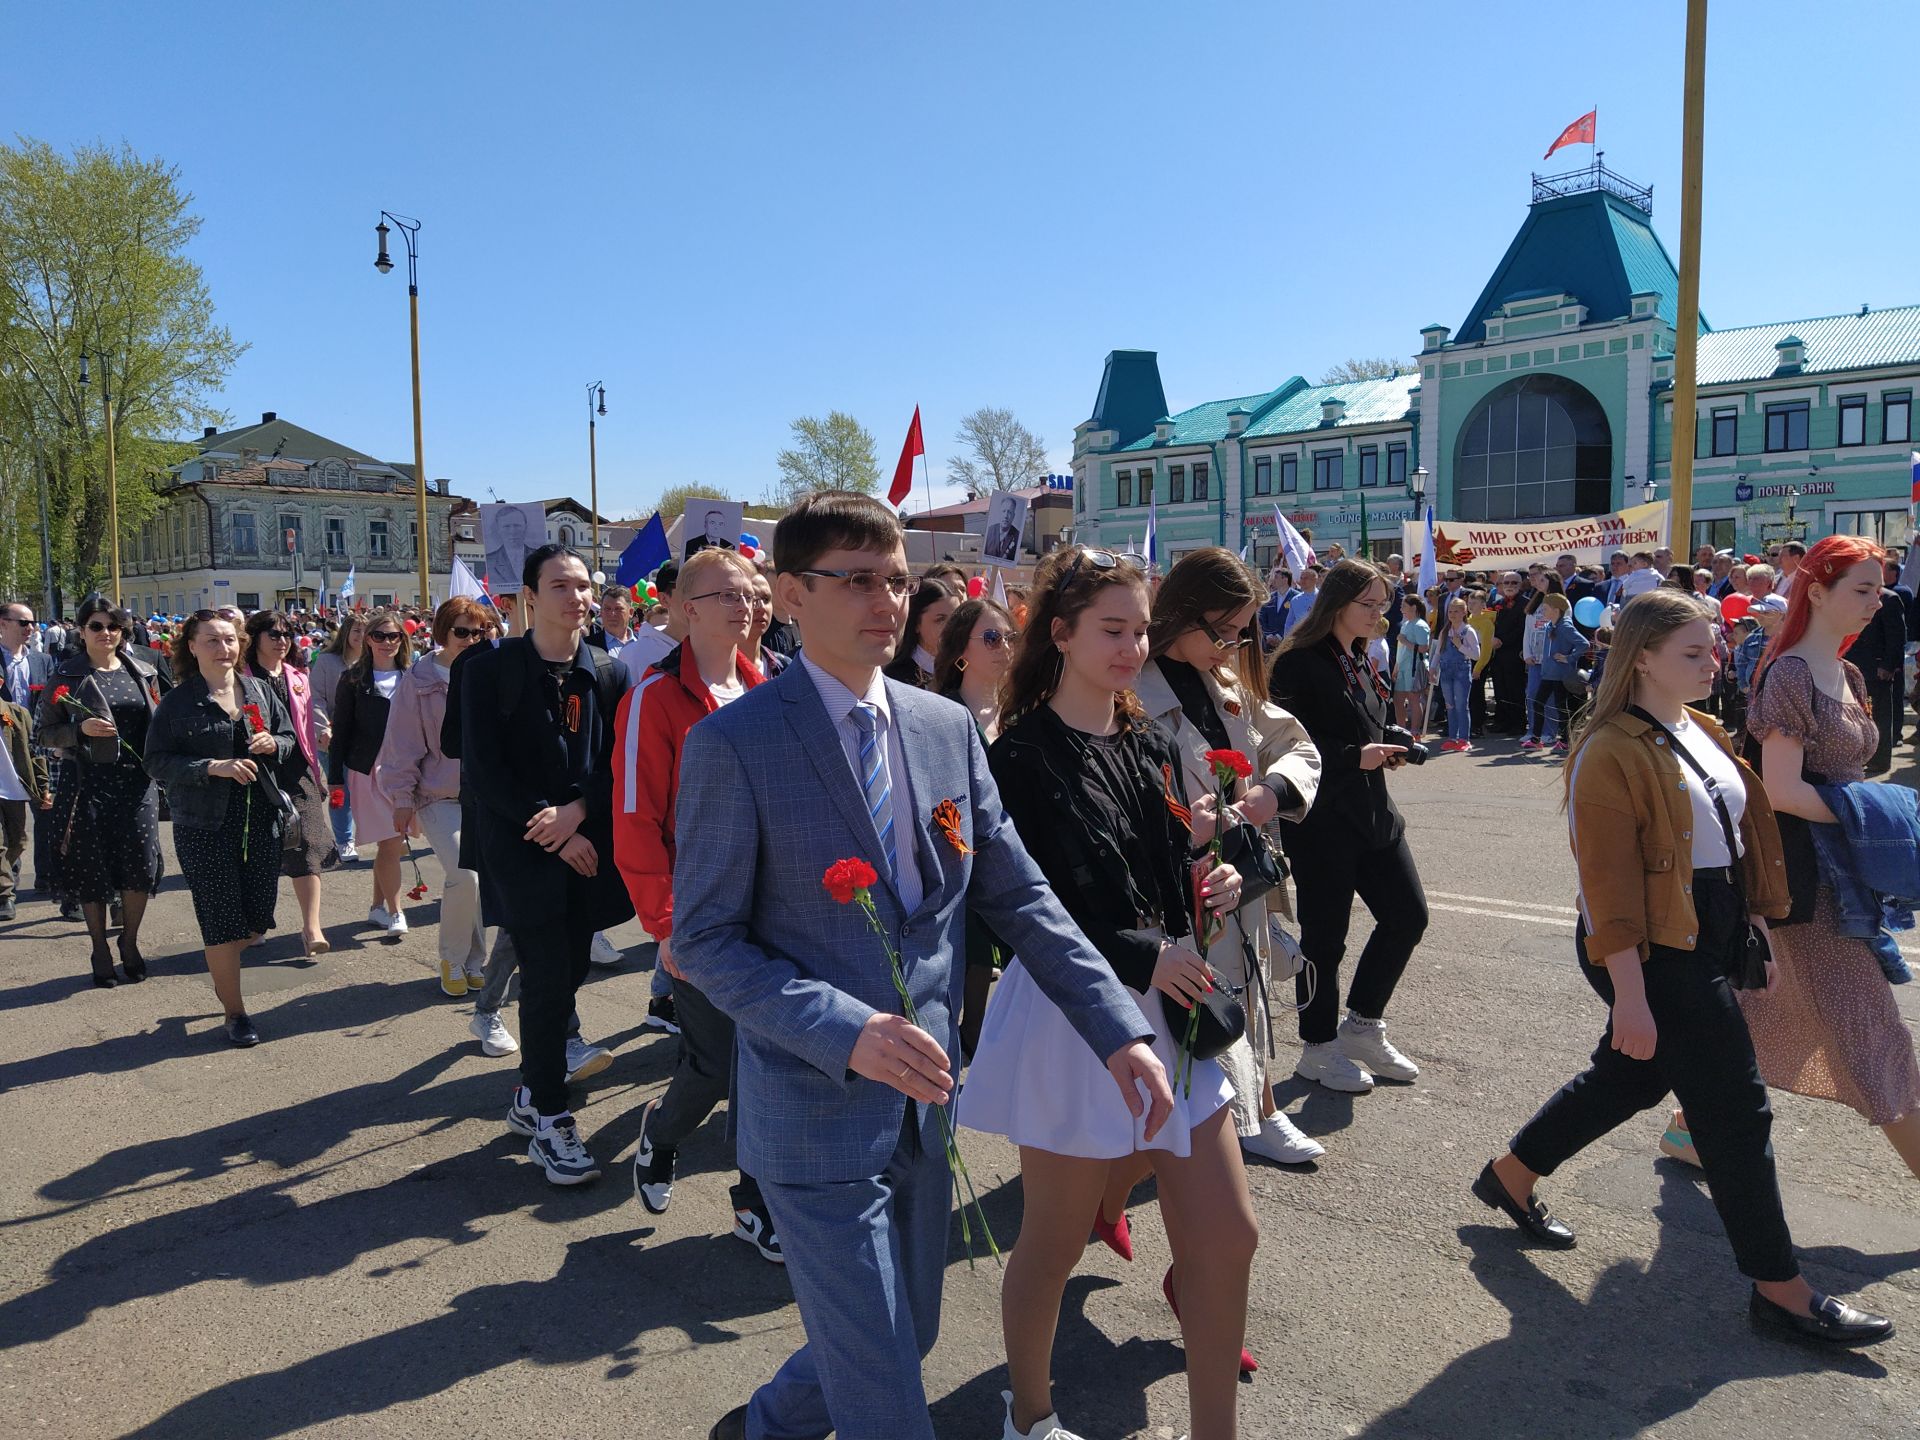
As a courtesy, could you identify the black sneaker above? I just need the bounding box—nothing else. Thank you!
[225,1013,260,1048]
[0,896,15,921]
[633,1098,676,1213]
[645,995,681,1034]
[731,1197,784,1264]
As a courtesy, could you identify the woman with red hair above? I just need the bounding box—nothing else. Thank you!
[1664,534,1920,1180]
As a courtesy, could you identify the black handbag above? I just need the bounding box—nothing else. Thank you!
[1160,980,1248,1061]
[1628,706,1772,990]
[1218,820,1287,907]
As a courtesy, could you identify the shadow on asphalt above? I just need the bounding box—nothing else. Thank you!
[1359,1168,1887,1439]
[1269,1073,1362,1137]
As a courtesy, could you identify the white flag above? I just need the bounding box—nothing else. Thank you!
[1418,508,1438,595]
[338,564,356,602]
[451,555,487,602]
[991,568,1008,607]
[1272,504,1315,576]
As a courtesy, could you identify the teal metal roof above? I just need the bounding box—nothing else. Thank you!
[1694,305,1920,385]
[1458,187,1703,342]
[1089,350,1171,448]
[1116,374,1415,451]
[1242,375,1418,439]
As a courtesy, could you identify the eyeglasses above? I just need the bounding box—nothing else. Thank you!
[749,594,773,609]
[688,589,754,610]
[85,620,123,634]
[1053,548,1145,595]
[368,630,403,643]
[448,625,485,640]
[261,629,292,642]
[1193,619,1252,651]
[797,569,921,597]
[978,628,1015,650]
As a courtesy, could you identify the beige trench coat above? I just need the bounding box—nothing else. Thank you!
[1136,660,1323,1137]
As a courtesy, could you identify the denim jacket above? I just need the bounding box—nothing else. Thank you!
[1538,617,1586,682]
[1810,781,1918,985]
[145,672,298,832]
[1734,629,1767,693]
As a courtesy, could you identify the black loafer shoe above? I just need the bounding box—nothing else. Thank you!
[1750,1288,1895,1347]
[709,1405,748,1440]
[1472,1160,1576,1249]
[225,1013,260,1048]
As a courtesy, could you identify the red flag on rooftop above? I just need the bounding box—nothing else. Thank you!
[889,406,924,507]
[1543,109,1597,160]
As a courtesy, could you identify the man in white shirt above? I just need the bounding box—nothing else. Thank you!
[1775,541,1807,595]
[615,560,683,680]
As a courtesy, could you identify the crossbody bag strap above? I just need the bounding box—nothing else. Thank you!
[1625,705,1747,912]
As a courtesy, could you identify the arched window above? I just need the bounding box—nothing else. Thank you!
[1454,374,1612,521]
[558,525,574,545]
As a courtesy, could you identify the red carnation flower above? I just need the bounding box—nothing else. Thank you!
[242,702,266,735]
[822,857,880,905]
[50,685,70,708]
[1203,747,1254,780]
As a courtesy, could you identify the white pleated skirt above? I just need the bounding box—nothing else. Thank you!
[956,958,1232,1160]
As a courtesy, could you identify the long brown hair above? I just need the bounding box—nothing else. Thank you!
[1273,558,1387,661]
[999,547,1149,727]
[171,609,239,680]
[347,606,414,684]
[932,598,1012,699]
[1148,546,1269,701]
[1561,589,1710,809]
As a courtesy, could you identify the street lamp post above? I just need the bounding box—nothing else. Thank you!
[374,213,430,608]
[1786,484,1801,532]
[1409,465,1428,515]
[585,382,607,580]
[78,350,121,603]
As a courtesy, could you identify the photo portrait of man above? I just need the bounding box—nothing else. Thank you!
[682,498,744,560]
[482,502,546,595]
[981,491,1025,565]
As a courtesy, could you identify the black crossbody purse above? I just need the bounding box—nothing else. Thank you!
[1626,707,1771,990]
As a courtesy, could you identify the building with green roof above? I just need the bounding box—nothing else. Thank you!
[1071,161,1918,567]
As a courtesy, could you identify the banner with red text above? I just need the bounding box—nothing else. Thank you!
[1401,500,1669,574]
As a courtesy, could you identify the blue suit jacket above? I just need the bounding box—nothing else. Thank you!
[672,662,1151,1185]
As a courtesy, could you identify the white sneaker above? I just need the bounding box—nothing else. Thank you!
[1339,1014,1420,1083]
[565,1036,613,1084]
[528,1114,599,1186]
[1000,1389,1086,1440]
[385,907,409,935]
[470,1011,518,1057]
[368,904,392,930]
[588,932,623,967]
[1296,1039,1374,1093]
[1241,1111,1325,1164]
[339,843,359,863]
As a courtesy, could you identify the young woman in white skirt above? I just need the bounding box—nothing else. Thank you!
[957,546,1259,1440]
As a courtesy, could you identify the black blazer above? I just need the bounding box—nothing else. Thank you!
[327,666,397,782]
[455,637,634,934]
[1268,636,1404,850]
[1845,588,1907,677]
[988,707,1195,991]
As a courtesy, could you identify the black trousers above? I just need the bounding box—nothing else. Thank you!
[1489,650,1527,732]
[509,909,597,1117]
[650,975,761,1206]
[1469,667,1489,736]
[1289,825,1428,1044]
[1510,873,1796,1282]
[1530,678,1569,741]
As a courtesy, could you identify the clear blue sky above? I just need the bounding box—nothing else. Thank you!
[10,0,1917,519]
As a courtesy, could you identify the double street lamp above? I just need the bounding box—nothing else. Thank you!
[78,349,120,603]
[374,213,430,608]
[586,382,607,579]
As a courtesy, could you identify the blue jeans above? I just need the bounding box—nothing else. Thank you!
[1437,654,1472,741]
[319,747,354,850]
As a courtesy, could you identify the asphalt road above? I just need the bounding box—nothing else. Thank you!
[5,735,1920,1439]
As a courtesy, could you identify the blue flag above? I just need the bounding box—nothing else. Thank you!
[616,513,671,587]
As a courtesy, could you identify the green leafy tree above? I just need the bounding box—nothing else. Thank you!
[0,139,244,602]
[948,406,1048,494]
[638,481,733,527]
[773,411,879,503]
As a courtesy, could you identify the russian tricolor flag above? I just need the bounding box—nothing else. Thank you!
[1911,450,1920,505]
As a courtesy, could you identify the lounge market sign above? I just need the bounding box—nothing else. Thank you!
[1401,500,1671,571]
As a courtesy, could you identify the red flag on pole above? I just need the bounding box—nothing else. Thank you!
[889,406,924,507]
[1543,109,1597,160]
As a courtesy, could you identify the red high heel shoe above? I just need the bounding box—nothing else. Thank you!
[1162,1265,1257,1374]
[1091,1208,1133,1262]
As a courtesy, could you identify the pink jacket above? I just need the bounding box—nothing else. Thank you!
[374,657,461,809]
[255,662,321,777]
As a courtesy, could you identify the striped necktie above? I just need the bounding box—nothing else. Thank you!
[850,702,898,887]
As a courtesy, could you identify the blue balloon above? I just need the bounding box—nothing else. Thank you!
[1573,595,1607,628]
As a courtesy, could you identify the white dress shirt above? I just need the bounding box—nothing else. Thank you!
[801,654,924,914]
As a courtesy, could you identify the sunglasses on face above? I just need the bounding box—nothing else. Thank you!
[797,569,921,597]
[261,629,292,641]
[978,628,1014,650]
[85,621,123,634]
[447,625,485,641]
[1194,619,1252,651]
[368,630,403,643]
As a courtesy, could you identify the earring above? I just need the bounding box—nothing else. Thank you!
[954,656,968,672]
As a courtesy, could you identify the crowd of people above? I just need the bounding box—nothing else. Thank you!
[3,506,1918,1438]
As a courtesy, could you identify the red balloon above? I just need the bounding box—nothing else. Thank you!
[1720,593,1751,622]
[403,618,420,634]
[740,544,759,560]
[967,576,986,598]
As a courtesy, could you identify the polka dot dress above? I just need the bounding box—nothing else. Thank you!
[174,714,282,948]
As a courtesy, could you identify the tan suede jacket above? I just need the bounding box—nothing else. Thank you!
[1567,706,1789,962]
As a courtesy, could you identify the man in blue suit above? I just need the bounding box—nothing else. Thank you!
[673,492,1171,1440]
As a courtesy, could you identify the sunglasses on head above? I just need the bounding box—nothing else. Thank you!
[1053,547,1145,595]
[368,630,403,642]
[448,625,485,640]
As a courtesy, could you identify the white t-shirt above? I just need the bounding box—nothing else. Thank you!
[708,673,746,708]
[1618,568,1661,601]
[372,668,401,700]
[617,624,677,681]
[1668,712,1746,867]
